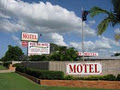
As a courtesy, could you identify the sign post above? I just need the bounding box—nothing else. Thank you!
[21,32,39,67]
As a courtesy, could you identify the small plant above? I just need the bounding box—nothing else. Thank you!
[116,74,120,81]
[85,76,104,80]
[103,74,116,81]
[64,75,75,80]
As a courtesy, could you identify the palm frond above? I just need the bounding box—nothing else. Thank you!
[97,17,110,35]
[112,0,120,14]
[90,6,110,17]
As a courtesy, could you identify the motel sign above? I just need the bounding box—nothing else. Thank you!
[22,32,38,42]
[66,63,102,75]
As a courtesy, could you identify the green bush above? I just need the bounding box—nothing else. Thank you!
[29,55,49,61]
[64,75,75,80]
[85,76,104,80]
[38,70,64,80]
[16,66,27,73]
[16,66,64,80]
[13,63,22,67]
[3,62,12,68]
[75,77,85,80]
[116,74,120,81]
[103,74,116,81]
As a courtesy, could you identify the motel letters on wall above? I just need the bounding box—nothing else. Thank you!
[66,63,102,75]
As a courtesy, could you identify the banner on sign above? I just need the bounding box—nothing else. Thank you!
[66,63,102,75]
[28,42,50,56]
[21,32,38,42]
[78,52,98,57]
[21,41,28,47]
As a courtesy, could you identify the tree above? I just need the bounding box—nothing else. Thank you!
[50,46,78,61]
[114,53,120,56]
[90,0,120,35]
[65,47,78,61]
[3,45,24,61]
[29,55,49,61]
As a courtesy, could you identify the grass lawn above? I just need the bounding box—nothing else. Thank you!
[0,65,7,70]
[0,73,118,90]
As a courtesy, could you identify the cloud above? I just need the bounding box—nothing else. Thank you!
[88,20,96,26]
[69,36,112,55]
[114,28,120,34]
[0,0,96,37]
[12,35,21,45]
[12,35,19,41]
[0,19,22,32]
[43,33,67,46]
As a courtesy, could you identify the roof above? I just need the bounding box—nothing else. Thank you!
[84,56,120,60]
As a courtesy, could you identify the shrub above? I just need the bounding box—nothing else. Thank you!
[75,77,85,80]
[16,66,26,73]
[16,66,64,80]
[116,74,120,81]
[103,74,116,81]
[29,55,49,61]
[64,75,75,80]
[38,70,64,80]
[3,62,12,68]
[13,63,22,67]
[85,76,104,80]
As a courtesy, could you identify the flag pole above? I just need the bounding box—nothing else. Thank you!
[82,8,84,61]
[82,18,84,61]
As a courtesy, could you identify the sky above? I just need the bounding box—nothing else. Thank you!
[0,0,120,58]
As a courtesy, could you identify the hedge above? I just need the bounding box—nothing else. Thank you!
[64,74,117,81]
[16,65,119,81]
[16,66,64,80]
[103,74,116,81]
[116,74,120,81]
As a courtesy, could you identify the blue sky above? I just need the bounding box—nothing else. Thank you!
[0,0,120,58]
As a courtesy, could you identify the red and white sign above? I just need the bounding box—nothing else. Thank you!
[78,52,98,57]
[66,63,102,75]
[28,42,50,56]
[21,32,38,42]
[21,41,28,47]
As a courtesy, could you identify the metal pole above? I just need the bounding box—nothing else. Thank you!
[82,20,84,61]
[26,41,29,68]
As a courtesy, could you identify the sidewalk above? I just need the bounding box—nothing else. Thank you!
[0,64,16,73]
[0,70,15,73]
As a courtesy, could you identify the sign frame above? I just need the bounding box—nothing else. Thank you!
[66,62,102,75]
[78,52,98,57]
[28,42,50,56]
[21,32,39,42]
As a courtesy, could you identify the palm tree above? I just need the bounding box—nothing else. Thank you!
[90,0,120,35]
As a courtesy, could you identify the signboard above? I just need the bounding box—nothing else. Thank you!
[66,63,102,75]
[21,32,38,42]
[21,41,28,47]
[28,42,50,56]
[78,52,98,57]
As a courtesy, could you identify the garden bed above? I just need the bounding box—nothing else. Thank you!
[16,71,120,89]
